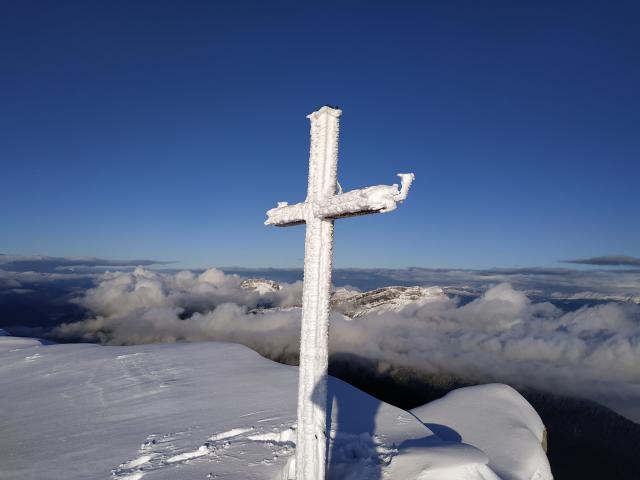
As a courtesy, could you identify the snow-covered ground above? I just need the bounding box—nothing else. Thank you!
[0,334,551,480]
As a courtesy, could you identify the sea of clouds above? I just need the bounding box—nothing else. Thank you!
[49,266,640,422]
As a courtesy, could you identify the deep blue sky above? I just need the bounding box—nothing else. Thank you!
[1,1,638,269]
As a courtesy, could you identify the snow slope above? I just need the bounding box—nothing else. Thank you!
[0,336,550,480]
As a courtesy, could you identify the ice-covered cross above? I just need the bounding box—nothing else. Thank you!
[265,106,414,480]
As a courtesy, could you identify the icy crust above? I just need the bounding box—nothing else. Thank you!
[0,335,519,480]
[411,384,552,480]
[264,173,415,226]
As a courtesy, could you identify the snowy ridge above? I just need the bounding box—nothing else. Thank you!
[241,278,283,294]
[0,335,551,480]
[331,285,446,318]
[242,279,448,317]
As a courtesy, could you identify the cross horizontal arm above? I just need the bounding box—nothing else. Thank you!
[265,173,414,226]
[264,202,307,227]
[317,172,415,220]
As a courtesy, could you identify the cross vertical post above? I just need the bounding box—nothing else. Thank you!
[265,106,414,480]
[296,106,340,480]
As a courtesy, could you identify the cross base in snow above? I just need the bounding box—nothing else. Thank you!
[265,106,414,480]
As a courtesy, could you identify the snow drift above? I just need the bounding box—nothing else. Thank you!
[411,384,551,480]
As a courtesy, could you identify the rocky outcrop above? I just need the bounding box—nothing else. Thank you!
[240,278,283,294]
[331,285,446,318]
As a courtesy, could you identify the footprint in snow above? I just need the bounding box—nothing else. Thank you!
[112,425,297,478]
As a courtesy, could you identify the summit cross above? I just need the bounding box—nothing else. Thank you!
[265,106,414,480]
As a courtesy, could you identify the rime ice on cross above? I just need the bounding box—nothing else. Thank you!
[265,106,414,480]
